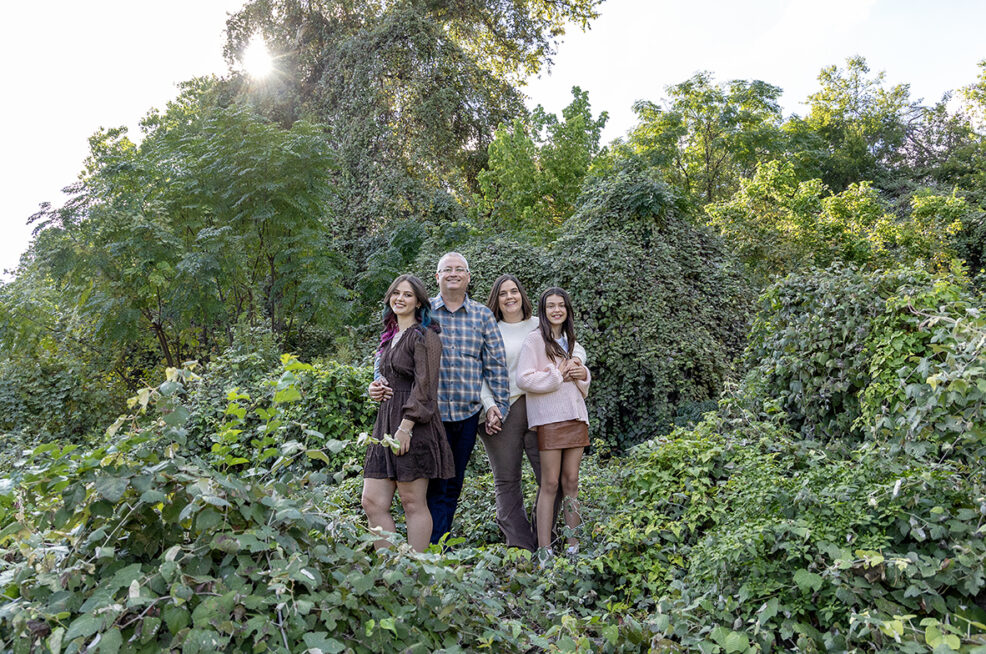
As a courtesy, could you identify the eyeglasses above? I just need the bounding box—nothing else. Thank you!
[438,267,469,274]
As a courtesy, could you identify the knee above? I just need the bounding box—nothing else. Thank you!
[361,493,388,517]
[561,472,579,495]
[540,477,560,496]
[401,493,427,516]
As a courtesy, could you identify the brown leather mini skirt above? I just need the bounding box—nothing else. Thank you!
[537,419,590,451]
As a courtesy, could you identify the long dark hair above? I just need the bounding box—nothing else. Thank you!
[486,274,533,322]
[537,287,576,361]
[379,274,439,352]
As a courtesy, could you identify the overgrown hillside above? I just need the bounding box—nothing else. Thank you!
[2,1,986,651]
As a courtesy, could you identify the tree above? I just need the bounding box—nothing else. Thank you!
[222,0,603,244]
[616,72,785,206]
[21,83,342,373]
[706,160,968,283]
[474,87,608,238]
[785,56,921,194]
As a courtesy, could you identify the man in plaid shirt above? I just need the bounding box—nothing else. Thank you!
[426,252,510,544]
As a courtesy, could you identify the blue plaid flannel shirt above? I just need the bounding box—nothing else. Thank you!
[430,294,510,422]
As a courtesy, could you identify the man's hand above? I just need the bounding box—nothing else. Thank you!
[368,377,393,402]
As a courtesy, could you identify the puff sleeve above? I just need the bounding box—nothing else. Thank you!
[401,328,442,423]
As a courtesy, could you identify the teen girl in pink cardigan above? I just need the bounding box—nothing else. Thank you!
[516,287,590,555]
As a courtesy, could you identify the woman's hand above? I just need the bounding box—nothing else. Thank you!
[396,426,412,455]
[566,360,587,381]
[485,406,503,435]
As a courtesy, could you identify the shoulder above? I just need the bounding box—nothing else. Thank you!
[466,296,492,315]
[468,299,498,326]
[522,329,544,347]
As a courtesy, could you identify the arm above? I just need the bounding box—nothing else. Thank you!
[572,342,587,365]
[575,363,591,398]
[481,312,510,418]
[516,334,563,394]
[401,329,441,424]
[367,352,393,401]
[571,340,590,397]
[480,379,496,413]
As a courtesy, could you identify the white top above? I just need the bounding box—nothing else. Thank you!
[481,316,587,411]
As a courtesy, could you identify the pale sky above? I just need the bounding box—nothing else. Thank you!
[3,0,985,277]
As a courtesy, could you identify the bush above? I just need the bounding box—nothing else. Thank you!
[742,265,985,446]
[416,164,753,449]
[0,355,124,448]
[0,364,652,653]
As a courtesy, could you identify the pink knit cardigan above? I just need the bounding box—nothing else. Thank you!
[515,329,591,429]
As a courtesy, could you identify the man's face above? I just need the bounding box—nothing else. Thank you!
[436,255,470,296]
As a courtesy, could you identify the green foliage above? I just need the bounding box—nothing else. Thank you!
[0,355,122,447]
[224,0,601,253]
[706,160,968,282]
[628,409,986,652]
[858,278,986,463]
[785,56,921,193]
[183,338,374,477]
[19,87,342,377]
[613,71,785,206]
[743,265,986,449]
[0,362,653,653]
[421,162,753,449]
[475,87,608,239]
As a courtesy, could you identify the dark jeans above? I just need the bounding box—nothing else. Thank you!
[427,411,481,544]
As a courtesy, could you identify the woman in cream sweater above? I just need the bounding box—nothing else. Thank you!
[516,287,590,554]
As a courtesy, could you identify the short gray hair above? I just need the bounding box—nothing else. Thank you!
[437,252,470,272]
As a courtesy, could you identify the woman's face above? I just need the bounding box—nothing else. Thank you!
[497,280,524,322]
[544,294,567,330]
[389,281,420,319]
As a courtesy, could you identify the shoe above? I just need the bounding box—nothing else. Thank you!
[536,547,554,569]
[566,544,579,557]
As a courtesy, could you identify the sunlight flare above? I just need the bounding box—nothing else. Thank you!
[242,35,273,78]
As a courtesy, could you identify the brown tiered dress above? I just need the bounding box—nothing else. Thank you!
[363,325,455,482]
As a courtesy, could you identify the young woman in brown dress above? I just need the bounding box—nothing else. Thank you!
[362,275,454,552]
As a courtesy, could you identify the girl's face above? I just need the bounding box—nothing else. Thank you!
[544,294,567,330]
[389,281,420,319]
[497,280,524,322]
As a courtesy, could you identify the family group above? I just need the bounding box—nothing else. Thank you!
[360,252,591,559]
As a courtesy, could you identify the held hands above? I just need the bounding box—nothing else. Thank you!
[485,406,503,436]
[368,377,394,402]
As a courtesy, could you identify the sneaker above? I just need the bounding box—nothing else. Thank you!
[536,547,554,569]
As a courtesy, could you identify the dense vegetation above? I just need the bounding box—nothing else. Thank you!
[2,1,986,650]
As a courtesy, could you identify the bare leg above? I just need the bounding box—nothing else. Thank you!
[536,449,562,549]
[396,478,432,552]
[361,478,397,549]
[559,447,584,548]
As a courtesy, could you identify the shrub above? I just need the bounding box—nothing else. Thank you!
[741,265,981,444]
[416,164,752,449]
[0,363,654,653]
